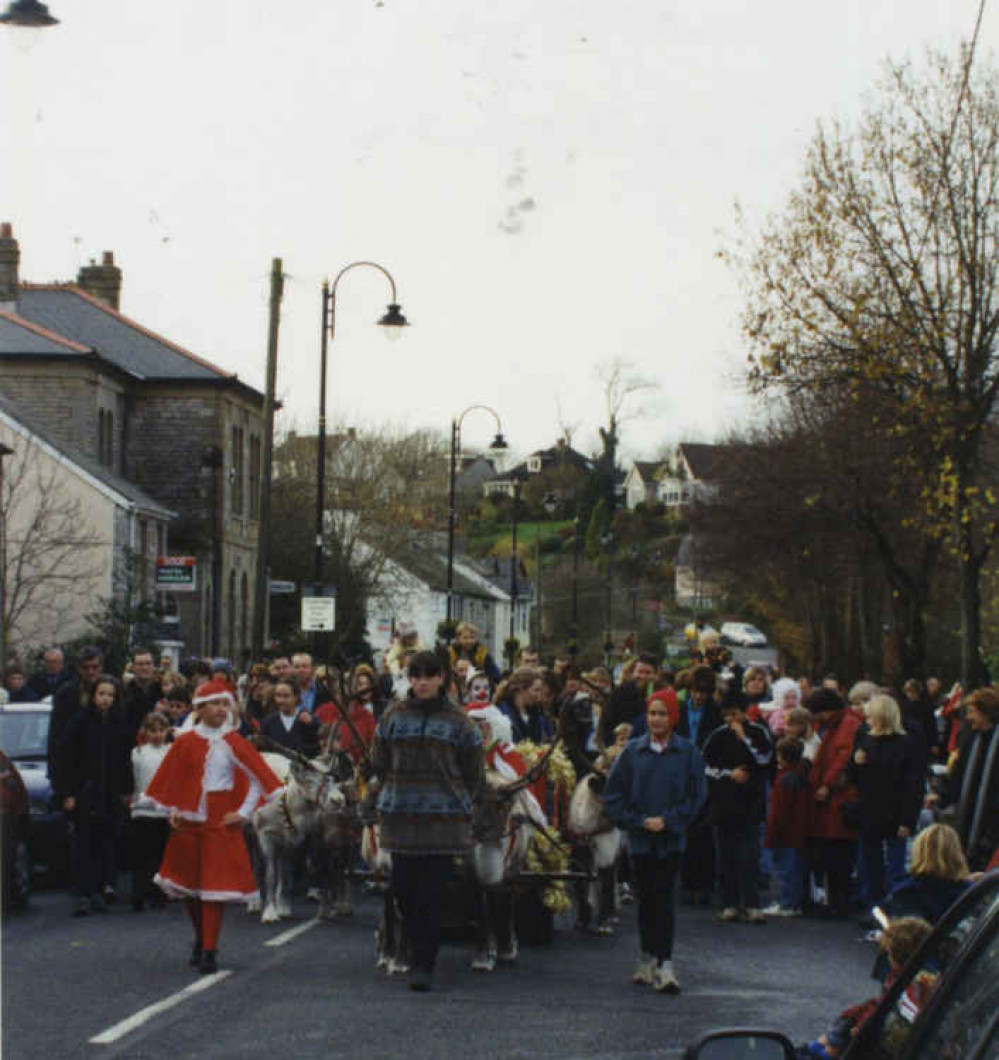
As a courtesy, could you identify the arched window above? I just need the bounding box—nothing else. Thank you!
[240,571,249,661]
[227,568,237,661]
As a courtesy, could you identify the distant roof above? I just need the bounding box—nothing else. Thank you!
[679,442,726,481]
[631,460,667,482]
[392,545,506,601]
[13,286,234,383]
[0,391,175,519]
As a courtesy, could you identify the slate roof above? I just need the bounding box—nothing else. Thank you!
[392,546,507,601]
[679,443,726,482]
[630,460,667,482]
[13,286,231,382]
[0,391,175,519]
[0,309,92,355]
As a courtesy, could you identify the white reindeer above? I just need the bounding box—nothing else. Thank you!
[251,754,346,923]
[568,771,623,935]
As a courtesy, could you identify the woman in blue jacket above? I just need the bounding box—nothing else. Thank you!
[603,698,707,995]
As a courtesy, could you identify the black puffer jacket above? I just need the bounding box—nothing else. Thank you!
[847,729,922,836]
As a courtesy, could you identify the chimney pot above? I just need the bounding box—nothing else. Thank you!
[102,251,114,266]
[0,222,11,239]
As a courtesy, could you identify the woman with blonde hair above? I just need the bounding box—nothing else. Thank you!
[848,694,922,912]
[879,823,971,930]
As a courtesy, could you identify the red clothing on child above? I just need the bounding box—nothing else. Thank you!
[315,701,377,763]
[148,724,281,901]
[765,764,811,850]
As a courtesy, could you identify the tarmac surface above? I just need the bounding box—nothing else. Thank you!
[4,883,875,1060]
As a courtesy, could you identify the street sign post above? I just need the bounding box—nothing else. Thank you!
[301,584,336,632]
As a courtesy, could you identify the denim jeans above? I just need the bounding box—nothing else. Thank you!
[771,846,804,910]
[859,833,908,908]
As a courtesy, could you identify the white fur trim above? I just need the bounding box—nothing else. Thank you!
[154,874,258,903]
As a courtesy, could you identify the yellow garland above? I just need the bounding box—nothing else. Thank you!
[515,740,575,913]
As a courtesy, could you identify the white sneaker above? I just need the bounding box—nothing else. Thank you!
[716,907,739,922]
[744,908,768,925]
[307,887,321,902]
[632,954,656,985]
[764,905,802,917]
[653,960,681,994]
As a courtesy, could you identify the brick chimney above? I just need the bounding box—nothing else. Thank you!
[77,250,122,310]
[0,222,19,311]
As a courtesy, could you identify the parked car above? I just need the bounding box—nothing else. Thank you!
[0,703,69,883]
[684,873,999,1060]
[720,622,768,648]
[0,749,32,909]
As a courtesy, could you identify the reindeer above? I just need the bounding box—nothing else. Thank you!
[566,676,623,936]
[464,703,571,972]
[250,746,351,924]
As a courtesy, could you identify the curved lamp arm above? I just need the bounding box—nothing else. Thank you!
[324,261,401,341]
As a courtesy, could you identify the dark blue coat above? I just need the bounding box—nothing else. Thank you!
[603,733,707,857]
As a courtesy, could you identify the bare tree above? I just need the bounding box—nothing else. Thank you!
[594,356,658,511]
[1,434,103,666]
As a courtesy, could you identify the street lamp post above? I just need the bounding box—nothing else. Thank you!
[446,405,507,634]
[507,481,522,671]
[601,529,615,669]
[569,509,582,661]
[315,262,408,646]
[0,442,12,675]
[630,542,641,644]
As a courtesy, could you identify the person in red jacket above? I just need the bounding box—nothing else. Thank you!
[806,687,862,918]
[764,737,811,915]
[147,680,282,974]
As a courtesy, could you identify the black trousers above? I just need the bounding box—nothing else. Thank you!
[391,854,453,974]
[131,818,170,901]
[715,819,761,910]
[809,838,856,914]
[72,811,118,899]
[632,853,682,961]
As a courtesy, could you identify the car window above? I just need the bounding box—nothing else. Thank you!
[914,923,999,1060]
[0,713,50,758]
[859,885,999,1060]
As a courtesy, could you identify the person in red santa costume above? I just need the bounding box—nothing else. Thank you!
[466,705,546,823]
[146,679,282,974]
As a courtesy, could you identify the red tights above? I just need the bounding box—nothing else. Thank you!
[185,898,224,950]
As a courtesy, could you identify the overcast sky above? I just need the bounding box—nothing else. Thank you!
[1,1,990,462]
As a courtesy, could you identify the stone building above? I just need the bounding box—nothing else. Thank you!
[0,224,265,660]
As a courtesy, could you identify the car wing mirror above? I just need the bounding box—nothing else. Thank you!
[684,1030,797,1060]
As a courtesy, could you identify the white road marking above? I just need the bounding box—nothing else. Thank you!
[263,917,320,947]
[88,971,233,1045]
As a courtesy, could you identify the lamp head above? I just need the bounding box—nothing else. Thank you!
[0,0,59,24]
[489,432,508,451]
[378,303,409,341]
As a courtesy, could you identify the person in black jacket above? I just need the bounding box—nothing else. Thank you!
[702,685,774,923]
[600,654,657,743]
[848,694,923,912]
[678,665,723,905]
[59,675,134,916]
[123,648,163,739]
[27,647,72,700]
[49,647,104,799]
[259,679,320,758]
[901,679,940,762]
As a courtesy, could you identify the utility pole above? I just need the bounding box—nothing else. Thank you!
[252,257,283,658]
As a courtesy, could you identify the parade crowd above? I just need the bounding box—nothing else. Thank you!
[6,622,999,1002]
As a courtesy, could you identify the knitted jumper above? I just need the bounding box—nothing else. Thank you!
[371,696,484,855]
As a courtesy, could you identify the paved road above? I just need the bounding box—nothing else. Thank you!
[5,882,877,1060]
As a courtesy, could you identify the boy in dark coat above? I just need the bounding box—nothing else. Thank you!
[764,737,811,915]
[702,686,774,923]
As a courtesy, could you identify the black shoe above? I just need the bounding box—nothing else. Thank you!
[149,893,167,910]
[199,950,218,975]
[190,942,203,968]
[408,968,432,992]
[72,898,91,918]
[131,896,145,913]
[90,895,108,914]
[102,885,118,905]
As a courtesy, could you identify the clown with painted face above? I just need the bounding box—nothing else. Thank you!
[463,670,493,710]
